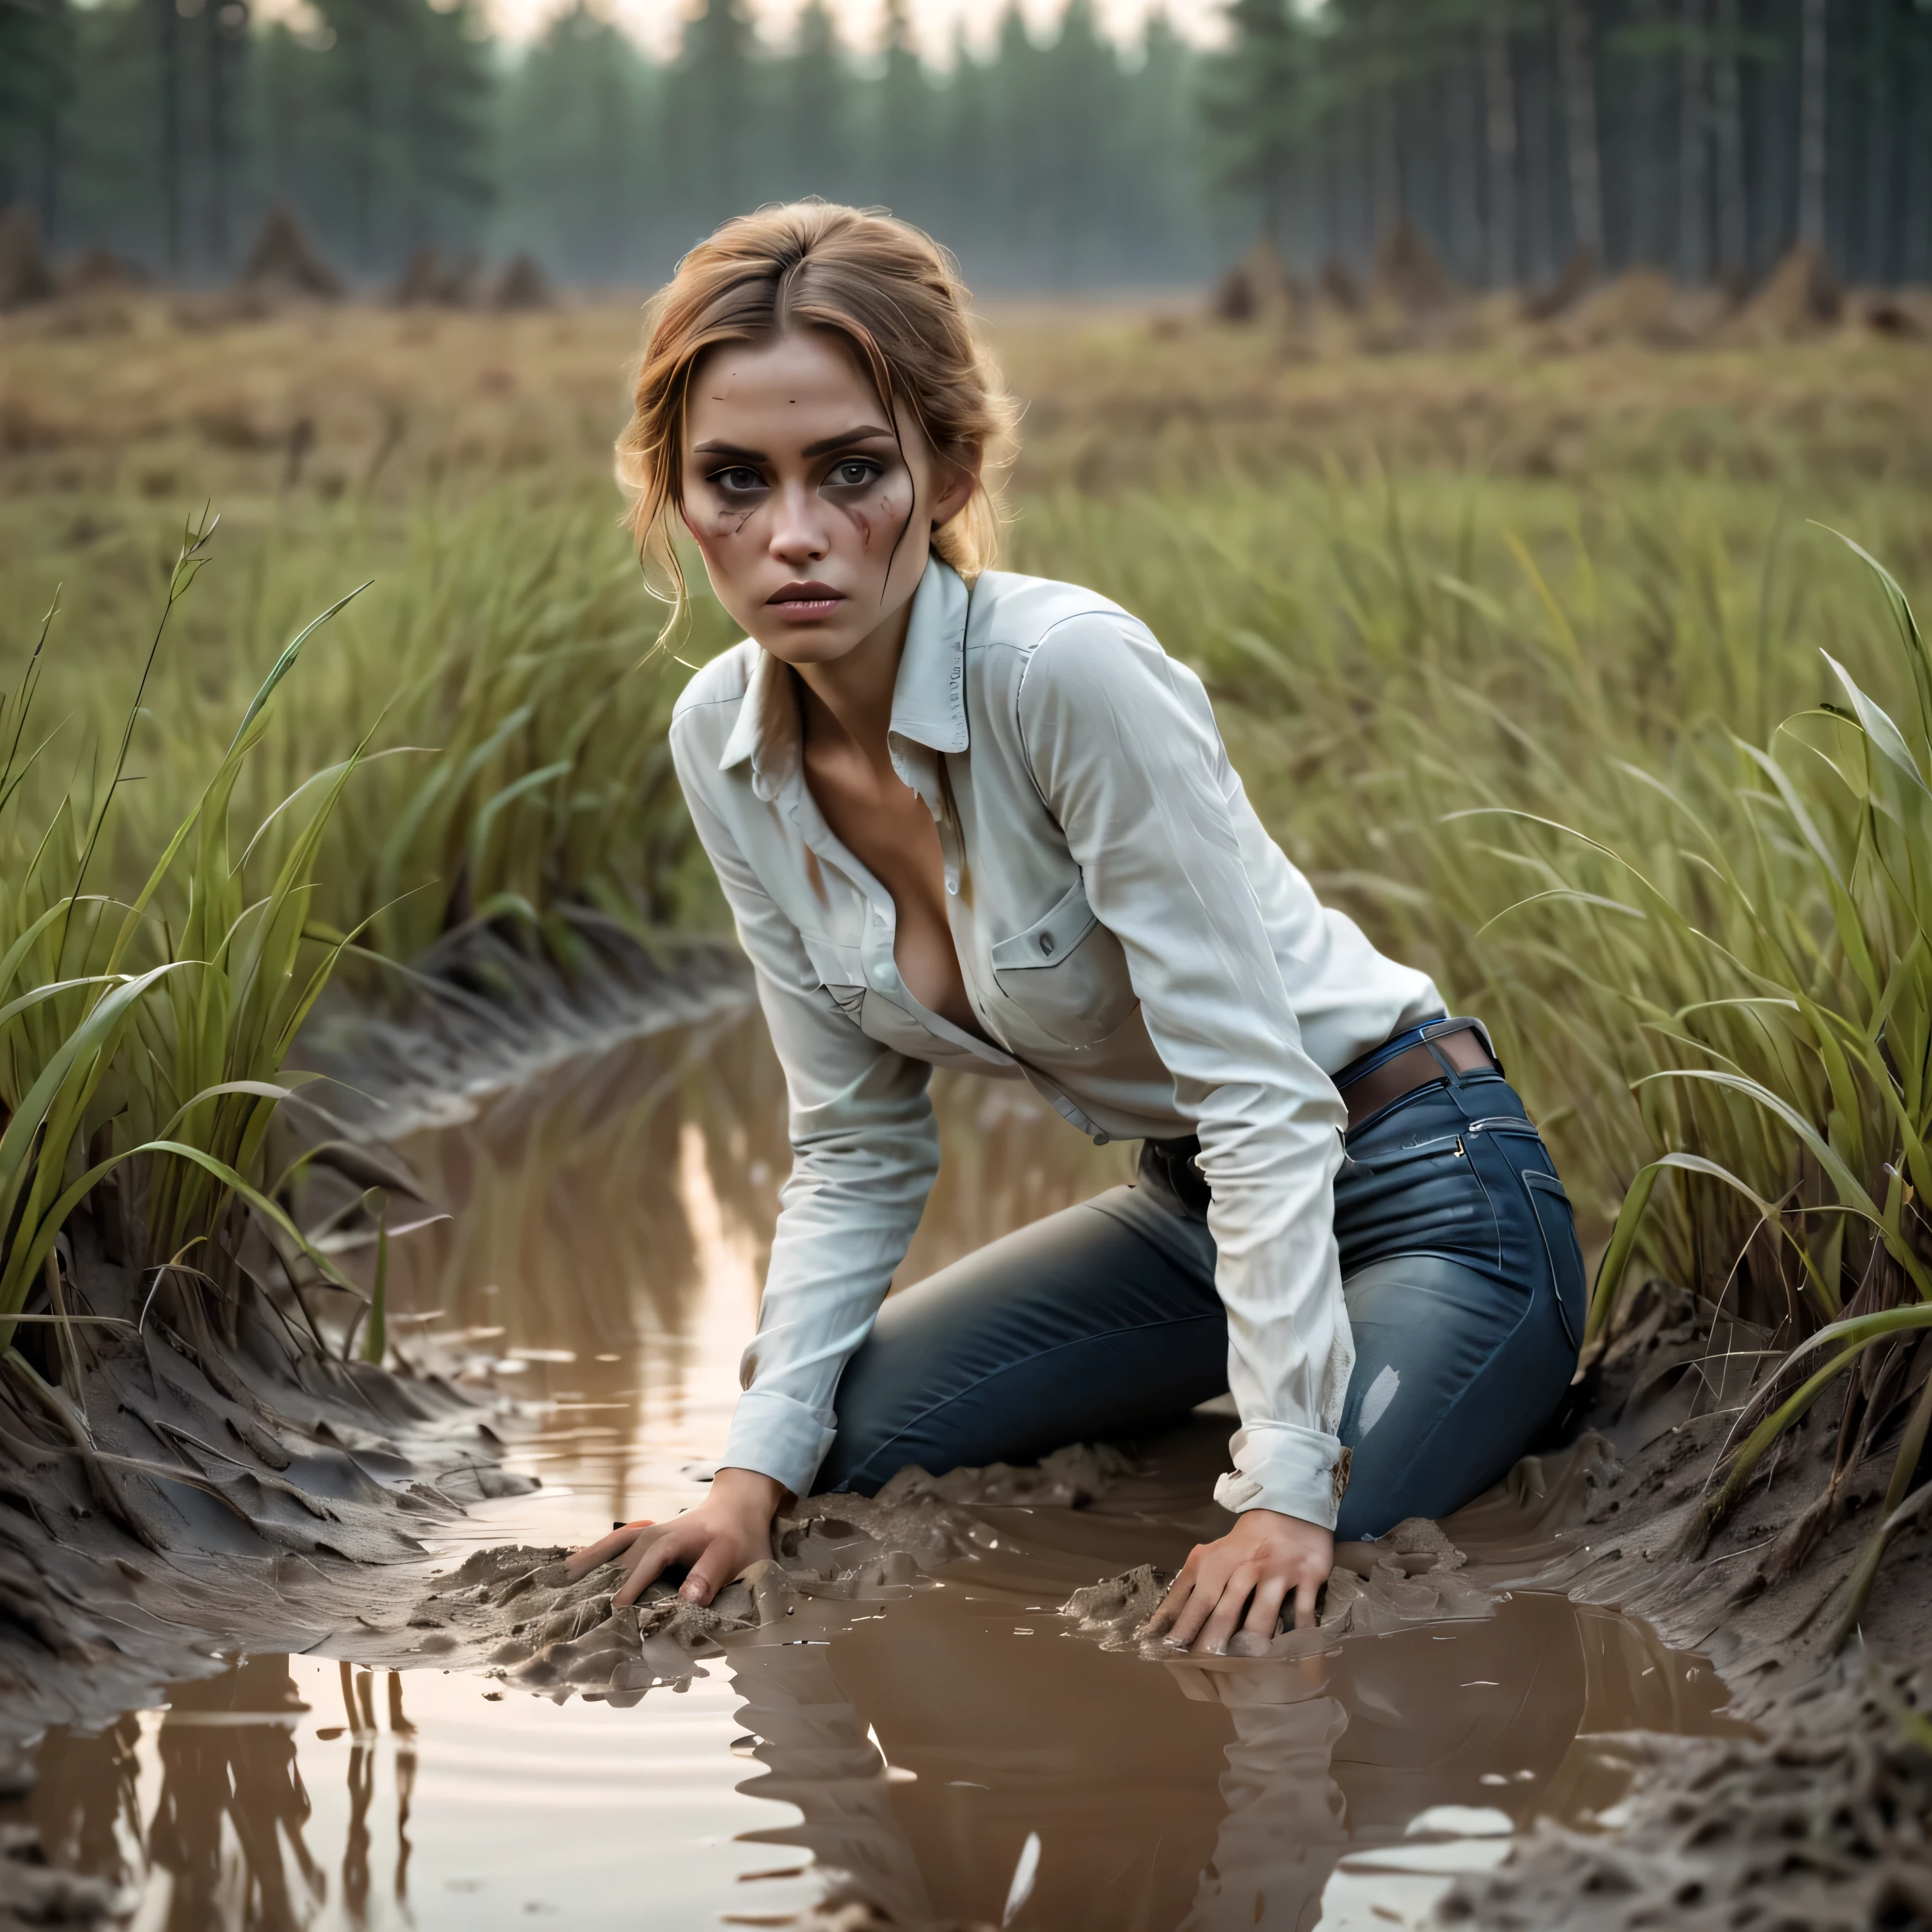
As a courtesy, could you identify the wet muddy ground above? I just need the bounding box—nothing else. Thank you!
[2,1018,1752,1930]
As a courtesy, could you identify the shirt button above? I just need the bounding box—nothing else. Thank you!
[945,876,958,896]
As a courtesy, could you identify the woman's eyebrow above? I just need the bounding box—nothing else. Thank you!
[801,426,894,457]
[694,440,767,459]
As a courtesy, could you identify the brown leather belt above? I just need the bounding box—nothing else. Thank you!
[1337,1026,1497,1132]
[1141,1021,1503,1219]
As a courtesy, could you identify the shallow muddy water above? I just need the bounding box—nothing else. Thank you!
[8,1016,1749,1929]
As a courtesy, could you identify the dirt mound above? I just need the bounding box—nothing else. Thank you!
[1317,257,1363,315]
[1521,244,1597,321]
[488,252,552,312]
[1730,241,1840,341]
[868,1439,1134,1510]
[1210,237,1299,325]
[1557,265,1706,347]
[1439,1277,1932,1928]
[393,245,479,308]
[0,204,55,311]
[1844,284,1929,340]
[1372,216,1457,316]
[1440,1670,1932,1929]
[0,1212,534,1752]
[58,244,148,296]
[238,206,344,299]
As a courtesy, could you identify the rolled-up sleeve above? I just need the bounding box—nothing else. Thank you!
[670,721,940,1502]
[1015,614,1354,1530]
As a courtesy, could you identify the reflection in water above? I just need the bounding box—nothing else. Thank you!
[30,1655,326,1929]
[1187,1697,1348,1931]
[13,1017,1748,1929]
[718,1475,1743,1931]
[380,1008,1129,1348]
[372,1009,1129,1528]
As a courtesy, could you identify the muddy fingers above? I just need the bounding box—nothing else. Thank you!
[1152,1507,1336,1653]
[564,1519,656,1583]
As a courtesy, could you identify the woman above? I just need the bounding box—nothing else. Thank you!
[567,203,1585,1655]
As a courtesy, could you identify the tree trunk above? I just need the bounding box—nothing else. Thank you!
[206,3,237,269]
[1372,4,1402,238]
[38,114,60,251]
[352,26,375,270]
[1521,19,1557,281]
[1557,0,1602,258]
[1797,0,1827,250]
[1449,36,1484,281]
[157,0,182,274]
[1484,0,1517,287]
[1679,0,1707,283]
[1863,0,1892,282]
[1909,19,1932,282]
[1712,0,1746,275]
[1630,0,1666,263]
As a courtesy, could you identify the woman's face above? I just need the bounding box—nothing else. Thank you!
[679,328,974,669]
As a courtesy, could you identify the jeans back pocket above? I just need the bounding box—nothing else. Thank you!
[1521,1170,1587,1352]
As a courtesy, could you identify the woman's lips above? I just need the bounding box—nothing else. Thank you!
[767,582,846,622]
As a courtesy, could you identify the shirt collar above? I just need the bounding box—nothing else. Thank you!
[888,557,971,758]
[717,558,970,801]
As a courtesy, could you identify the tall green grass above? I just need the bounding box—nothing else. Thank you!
[1086,486,1931,1641]
[4,472,1929,1624]
[0,512,375,1491]
[0,494,731,975]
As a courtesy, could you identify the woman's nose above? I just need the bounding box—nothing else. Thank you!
[769,483,829,564]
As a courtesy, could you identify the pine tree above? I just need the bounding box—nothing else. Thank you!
[0,0,77,233]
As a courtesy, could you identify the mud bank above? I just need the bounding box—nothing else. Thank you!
[1440,1286,1932,1930]
[0,928,749,1760]
[299,915,752,1138]
[0,1215,536,1925]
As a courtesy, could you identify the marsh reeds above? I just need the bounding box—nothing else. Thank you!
[1,447,1928,1631]
[0,511,375,1502]
[1143,494,1932,1643]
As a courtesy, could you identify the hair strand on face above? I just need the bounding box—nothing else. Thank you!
[615,201,1018,643]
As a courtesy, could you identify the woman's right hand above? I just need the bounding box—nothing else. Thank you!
[564,1465,788,1609]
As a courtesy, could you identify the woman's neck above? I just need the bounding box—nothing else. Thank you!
[791,596,914,779]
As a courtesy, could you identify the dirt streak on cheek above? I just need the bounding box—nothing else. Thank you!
[852,492,909,567]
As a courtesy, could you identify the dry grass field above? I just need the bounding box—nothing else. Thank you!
[4,288,1928,534]
[2,287,1929,1287]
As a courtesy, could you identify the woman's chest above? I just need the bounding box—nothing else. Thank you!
[760,751,1143,1061]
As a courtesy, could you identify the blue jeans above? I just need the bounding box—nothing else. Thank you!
[818,1019,1587,1539]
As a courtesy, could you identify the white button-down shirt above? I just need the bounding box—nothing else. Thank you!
[669,559,1442,1529]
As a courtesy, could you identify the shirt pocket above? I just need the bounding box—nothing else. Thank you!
[797,931,865,1022]
[987,875,1139,1050]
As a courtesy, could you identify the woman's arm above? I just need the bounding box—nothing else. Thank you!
[1016,612,1352,1639]
[574,708,941,1603]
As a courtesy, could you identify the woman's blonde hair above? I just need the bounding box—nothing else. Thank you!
[616,201,1017,616]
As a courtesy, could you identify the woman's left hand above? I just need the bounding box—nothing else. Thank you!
[1145,1507,1335,1654]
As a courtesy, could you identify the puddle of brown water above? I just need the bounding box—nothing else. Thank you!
[4,1018,1749,1930]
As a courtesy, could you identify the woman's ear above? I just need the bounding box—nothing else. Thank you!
[928,445,981,530]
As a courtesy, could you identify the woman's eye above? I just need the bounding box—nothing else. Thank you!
[711,467,764,494]
[828,460,881,489]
